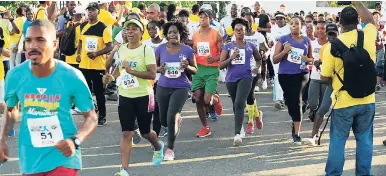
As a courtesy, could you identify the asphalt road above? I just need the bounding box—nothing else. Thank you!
[1,84,386,176]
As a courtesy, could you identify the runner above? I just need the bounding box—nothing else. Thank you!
[270,12,290,110]
[220,18,262,146]
[144,20,167,138]
[113,19,164,176]
[272,16,313,145]
[231,14,267,134]
[77,2,113,127]
[306,23,338,146]
[0,19,97,176]
[192,9,223,137]
[307,21,327,122]
[156,21,197,160]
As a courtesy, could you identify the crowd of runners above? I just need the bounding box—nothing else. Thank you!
[0,1,383,176]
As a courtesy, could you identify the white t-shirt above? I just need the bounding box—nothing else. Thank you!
[143,38,167,80]
[231,32,265,46]
[115,30,124,44]
[270,24,291,58]
[310,39,324,80]
[220,16,233,32]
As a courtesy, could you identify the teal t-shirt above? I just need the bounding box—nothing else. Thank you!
[4,60,94,174]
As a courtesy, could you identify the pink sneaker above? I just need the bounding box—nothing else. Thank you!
[255,111,264,129]
[246,122,254,134]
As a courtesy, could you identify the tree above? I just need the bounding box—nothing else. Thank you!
[0,2,38,16]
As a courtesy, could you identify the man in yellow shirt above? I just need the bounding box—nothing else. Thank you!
[144,4,161,41]
[320,2,376,175]
[10,8,25,69]
[76,2,113,127]
[35,1,50,20]
[189,4,200,23]
[98,1,124,29]
[0,10,20,75]
[65,7,83,69]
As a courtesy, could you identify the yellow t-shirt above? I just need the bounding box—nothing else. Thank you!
[10,16,24,46]
[117,44,155,98]
[319,43,327,61]
[321,24,377,109]
[189,14,199,23]
[98,9,116,29]
[79,21,112,70]
[0,55,4,80]
[35,6,48,20]
[226,23,258,36]
[0,19,12,50]
[65,24,81,65]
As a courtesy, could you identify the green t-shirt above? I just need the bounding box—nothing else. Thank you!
[112,26,122,43]
[117,44,156,98]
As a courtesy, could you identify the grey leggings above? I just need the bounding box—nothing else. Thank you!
[312,86,333,137]
[156,85,188,149]
[308,79,327,112]
[226,78,252,135]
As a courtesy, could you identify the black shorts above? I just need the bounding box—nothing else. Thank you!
[118,95,155,134]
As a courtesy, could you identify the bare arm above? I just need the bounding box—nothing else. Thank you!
[0,107,17,143]
[73,110,98,143]
[185,55,198,74]
[47,2,58,23]
[113,6,125,27]
[253,48,263,69]
[10,20,20,35]
[272,42,286,64]
[352,1,375,25]
[1,48,11,58]
[106,45,120,70]
[96,42,113,57]
[219,49,233,69]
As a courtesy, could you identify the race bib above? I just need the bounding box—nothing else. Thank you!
[197,42,210,56]
[165,62,182,79]
[121,70,139,89]
[231,49,246,65]
[85,38,98,52]
[27,116,64,148]
[287,47,304,64]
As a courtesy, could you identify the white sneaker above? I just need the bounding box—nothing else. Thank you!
[114,168,130,176]
[233,134,243,146]
[262,80,268,90]
[164,148,175,161]
[240,125,246,139]
[254,86,260,92]
[304,138,317,147]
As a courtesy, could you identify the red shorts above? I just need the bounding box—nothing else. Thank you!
[22,167,78,176]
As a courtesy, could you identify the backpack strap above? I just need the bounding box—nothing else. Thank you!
[330,38,349,58]
[357,30,364,48]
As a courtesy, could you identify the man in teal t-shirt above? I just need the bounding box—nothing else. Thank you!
[0,19,98,175]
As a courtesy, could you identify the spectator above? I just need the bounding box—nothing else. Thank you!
[190,4,200,23]
[166,4,177,22]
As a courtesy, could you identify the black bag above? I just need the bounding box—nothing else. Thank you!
[330,30,376,98]
[59,22,87,56]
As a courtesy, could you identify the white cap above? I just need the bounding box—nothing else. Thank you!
[200,4,212,11]
[73,6,85,15]
[97,0,110,4]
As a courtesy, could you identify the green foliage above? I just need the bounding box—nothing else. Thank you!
[0,1,37,16]
[327,1,381,8]
[132,1,198,10]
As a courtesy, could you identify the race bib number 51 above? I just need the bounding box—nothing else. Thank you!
[197,42,210,57]
[27,116,64,148]
[165,62,181,78]
[85,38,98,52]
[287,47,304,64]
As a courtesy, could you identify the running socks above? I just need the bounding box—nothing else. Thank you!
[247,104,254,124]
[254,99,260,118]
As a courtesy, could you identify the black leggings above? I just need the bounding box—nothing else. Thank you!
[153,82,161,136]
[267,56,275,79]
[80,69,106,117]
[247,75,259,105]
[278,73,309,122]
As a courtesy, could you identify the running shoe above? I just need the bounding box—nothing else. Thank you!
[209,112,218,121]
[233,134,242,147]
[255,111,264,129]
[8,129,15,137]
[304,138,317,147]
[175,113,182,137]
[164,148,175,161]
[158,126,168,138]
[262,80,268,90]
[187,92,192,100]
[114,168,130,176]
[376,84,381,92]
[97,116,107,127]
[196,126,211,138]
[268,78,274,87]
[293,135,302,146]
[152,140,164,166]
[254,86,260,92]
[133,129,141,144]
[214,94,223,116]
[274,101,285,110]
[246,122,254,134]
[383,139,386,146]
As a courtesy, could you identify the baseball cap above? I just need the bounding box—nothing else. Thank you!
[86,2,99,11]
[326,23,339,34]
[199,9,212,17]
[124,19,144,31]
[73,6,84,15]
[275,12,285,18]
[0,6,7,13]
[201,4,213,11]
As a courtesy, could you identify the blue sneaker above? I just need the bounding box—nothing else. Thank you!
[209,112,218,121]
[8,129,15,137]
[152,140,164,166]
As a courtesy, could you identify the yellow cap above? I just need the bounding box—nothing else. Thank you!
[0,6,7,13]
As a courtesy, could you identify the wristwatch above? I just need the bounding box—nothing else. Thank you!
[71,136,81,149]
